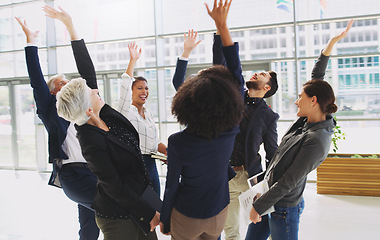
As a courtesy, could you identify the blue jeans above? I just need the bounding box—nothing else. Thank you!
[245,214,270,240]
[269,199,305,240]
[142,155,160,196]
[59,164,99,240]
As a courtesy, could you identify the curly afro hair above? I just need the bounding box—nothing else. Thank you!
[172,65,244,139]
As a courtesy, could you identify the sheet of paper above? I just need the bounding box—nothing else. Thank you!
[239,178,274,226]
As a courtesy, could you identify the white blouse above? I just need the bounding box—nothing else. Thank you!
[117,73,159,154]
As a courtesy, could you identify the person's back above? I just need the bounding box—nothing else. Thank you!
[166,127,239,219]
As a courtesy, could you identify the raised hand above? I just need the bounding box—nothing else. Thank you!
[43,5,72,27]
[43,5,79,41]
[323,19,354,56]
[205,0,233,47]
[182,29,202,58]
[205,0,232,29]
[15,17,39,44]
[331,19,354,43]
[128,42,142,61]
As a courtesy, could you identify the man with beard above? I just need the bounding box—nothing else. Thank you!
[212,32,279,240]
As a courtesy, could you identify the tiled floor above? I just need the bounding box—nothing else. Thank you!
[0,169,379,240]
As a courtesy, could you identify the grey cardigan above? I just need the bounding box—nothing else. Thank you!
[253,52,336,214]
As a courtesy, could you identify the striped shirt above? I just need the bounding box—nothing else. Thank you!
[117,73,159,154]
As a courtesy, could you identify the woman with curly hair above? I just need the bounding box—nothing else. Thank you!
[159,1,245,239]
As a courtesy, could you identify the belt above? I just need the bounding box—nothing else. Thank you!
[232,165,245,171]
[62,162,89,168]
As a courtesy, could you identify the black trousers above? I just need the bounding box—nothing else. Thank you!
[96,217,158,240]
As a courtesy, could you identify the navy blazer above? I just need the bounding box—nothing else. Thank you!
[161,43,244,234]
[75,104,156,229]
[212,34,279,177]
[25,39,97,187]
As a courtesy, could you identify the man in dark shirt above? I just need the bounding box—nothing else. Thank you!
[212,34,279,240]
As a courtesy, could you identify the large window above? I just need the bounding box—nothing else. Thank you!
[0,0,379,170]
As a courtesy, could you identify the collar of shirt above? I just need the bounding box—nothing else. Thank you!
[245,93,263,106]
[130,104,147,114]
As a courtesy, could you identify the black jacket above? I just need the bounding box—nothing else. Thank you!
[212,34,279,177]
[75,104,155,228]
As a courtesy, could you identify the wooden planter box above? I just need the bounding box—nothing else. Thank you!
[316,154,380,197]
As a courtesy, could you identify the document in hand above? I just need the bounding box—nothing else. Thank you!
[238,178,274,226]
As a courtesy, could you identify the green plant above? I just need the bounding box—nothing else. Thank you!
[332,116,346,153]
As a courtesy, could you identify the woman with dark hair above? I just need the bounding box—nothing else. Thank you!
[248,20,354,240]
[159,1,245,239]
[118,42,167,196]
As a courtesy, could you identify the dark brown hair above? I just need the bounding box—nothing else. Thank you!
[171,65,244,139]
[263,71,278,98]
[303,79,337,114]
[132,76,147,89]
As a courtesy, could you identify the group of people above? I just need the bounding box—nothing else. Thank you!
[16,1,353,240]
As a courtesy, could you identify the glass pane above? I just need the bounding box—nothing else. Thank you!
[333,120,380,154]
[58,40,156,73]
[110,77,122,109]
[0,53,15,78]
[248,26,295,60]
[0,50,46,79]
[271,61,298,119]
[56,46,78,74]
[54,0,155,44]
[296,0,380,21]
[4,2,47,51]
[15,84,36,168]
[0,86,12,167]
[0,0,11,5]
[163,32,212,66]
[164,68,177,121]
[162,0,293,34]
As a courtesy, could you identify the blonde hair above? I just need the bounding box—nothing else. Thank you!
[56,78,92,126]
[47,73,66,92]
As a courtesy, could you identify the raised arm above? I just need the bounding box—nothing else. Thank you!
[172,29,201,91]
[15,17,53,117]
[213,32,226,66]
[43,6,98,89]
[322,19,353,56]
[206,0,233,47]
[15,17,39,44]
[43,5,78,41]
[117,43,140,115]
[126,42,141,77]
[206,0,244,96]
[312,19,354,80]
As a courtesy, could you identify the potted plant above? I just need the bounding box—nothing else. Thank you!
[316,118,380,197]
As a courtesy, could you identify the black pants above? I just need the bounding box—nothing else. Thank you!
[96,217,158,240]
